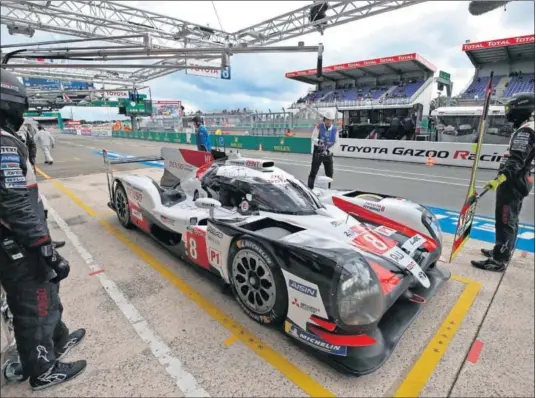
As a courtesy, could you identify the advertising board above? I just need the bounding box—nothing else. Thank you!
[334,138,508,170]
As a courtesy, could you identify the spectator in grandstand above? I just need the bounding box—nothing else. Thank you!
[384,116,404,140]
[34,125,55,165]
[472,93,535,272]
[307,109,337,189]
[402,116,416,140]
[193,115,211,152]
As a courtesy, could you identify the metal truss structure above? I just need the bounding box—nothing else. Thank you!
[1,0,426,84]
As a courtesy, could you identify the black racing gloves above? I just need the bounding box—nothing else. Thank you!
[39,243,70,283]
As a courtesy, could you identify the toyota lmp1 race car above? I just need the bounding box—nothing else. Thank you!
[102,146,450,375]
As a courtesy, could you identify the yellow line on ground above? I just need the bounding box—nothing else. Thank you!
[73,157,81,161]
[393,278,482,397]
[224,335,238,347]
[36,168,96,217]
[36,169,335,398]
[94,210,115,217]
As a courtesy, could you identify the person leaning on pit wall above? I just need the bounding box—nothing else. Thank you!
[0,68,87,391]
[307,109,337,189]
[471,93,535,272]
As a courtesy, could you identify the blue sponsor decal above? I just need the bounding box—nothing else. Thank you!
[289,279,317,297]
[0,154,20,163]
[428,206,534,254]
[286,322,347,356]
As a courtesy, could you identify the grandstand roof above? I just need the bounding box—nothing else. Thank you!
[285,53,436,84]
[462,34,535,67]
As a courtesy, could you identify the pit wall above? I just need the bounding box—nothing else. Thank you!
[104,130,507,170]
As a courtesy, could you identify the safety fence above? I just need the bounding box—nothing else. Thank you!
[102,130,509,170]
[111,130,313,154]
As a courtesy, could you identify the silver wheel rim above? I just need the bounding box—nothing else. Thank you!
[116,189,129,224]
[232,249,276,314]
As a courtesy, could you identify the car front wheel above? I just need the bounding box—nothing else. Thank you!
[228,237,287,326]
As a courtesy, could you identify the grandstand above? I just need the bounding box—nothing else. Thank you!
[286,53,436,109]
[286,53,437,139]
[459,34,535,103]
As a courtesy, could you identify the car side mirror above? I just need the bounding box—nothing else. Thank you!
[195,198,221,218]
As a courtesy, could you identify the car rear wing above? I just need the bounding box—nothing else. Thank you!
[102,149,163,207]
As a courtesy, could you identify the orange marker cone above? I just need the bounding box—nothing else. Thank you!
[426,155,435,166]
[259,144,263,151]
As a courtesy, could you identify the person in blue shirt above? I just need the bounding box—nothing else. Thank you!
[307,109,338,189]
[193,115,211,152]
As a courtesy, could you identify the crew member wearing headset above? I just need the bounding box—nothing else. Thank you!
[307,109,337,189]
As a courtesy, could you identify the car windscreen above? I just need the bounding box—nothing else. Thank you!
[237,177,323,215]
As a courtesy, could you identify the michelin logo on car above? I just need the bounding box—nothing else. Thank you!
[286,322,347,356]
[289,279,317,297]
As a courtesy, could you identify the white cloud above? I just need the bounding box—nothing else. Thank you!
[1,1,534,119]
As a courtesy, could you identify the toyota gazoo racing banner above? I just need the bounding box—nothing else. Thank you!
[449,71,494,262]
[334,139,507,170]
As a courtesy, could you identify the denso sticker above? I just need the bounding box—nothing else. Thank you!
[0,162,19,170]
[289,279,317,297]
[285,322,347,356]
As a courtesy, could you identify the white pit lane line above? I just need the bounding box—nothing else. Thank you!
[41,195,210,398]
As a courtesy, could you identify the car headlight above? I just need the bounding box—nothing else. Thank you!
[423,210,443,245]
[336,255,385,326]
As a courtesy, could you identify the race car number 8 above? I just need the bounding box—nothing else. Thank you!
[363,233,388,251]
[188,237,197,259]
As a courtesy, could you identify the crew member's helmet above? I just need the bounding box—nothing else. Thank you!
[505,93,535,127]
[0,69,29,133]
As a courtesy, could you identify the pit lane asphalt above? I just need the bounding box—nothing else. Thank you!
[43,134,534,224]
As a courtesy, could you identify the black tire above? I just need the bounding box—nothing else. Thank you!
[114,183,133,229]
[228,237,288,326]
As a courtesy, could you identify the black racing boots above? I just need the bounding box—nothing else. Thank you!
[30,360,87,391]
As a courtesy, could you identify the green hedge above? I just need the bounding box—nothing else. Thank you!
[113,130,312,154]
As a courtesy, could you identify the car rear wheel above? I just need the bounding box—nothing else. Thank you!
[228,237,287,325]
[114,183,133,229]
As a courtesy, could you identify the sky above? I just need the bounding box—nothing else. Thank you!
[1,0,534,121]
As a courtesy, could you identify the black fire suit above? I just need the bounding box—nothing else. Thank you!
[0,130,69,378]
[492,120,535,262]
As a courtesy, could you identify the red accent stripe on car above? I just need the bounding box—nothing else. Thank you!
[332,196,437,252]
[309,325,377,347]
[309,315,337,332]
[369,261,401,295]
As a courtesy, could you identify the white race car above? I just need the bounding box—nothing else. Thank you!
[102,147,450,375]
